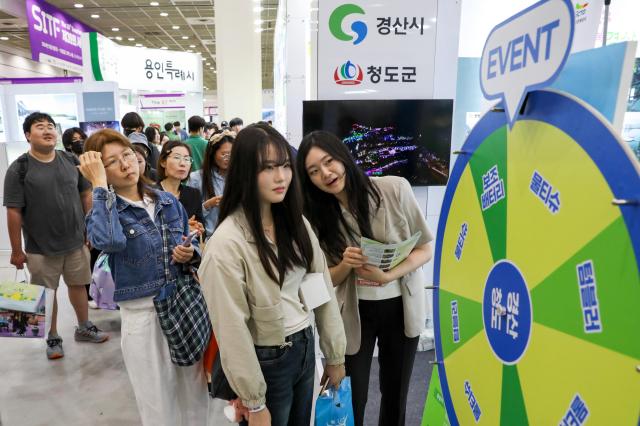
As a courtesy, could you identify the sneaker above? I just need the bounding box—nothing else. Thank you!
[88,300,99,309]
[74,322,109,343]
[46,336,64,360]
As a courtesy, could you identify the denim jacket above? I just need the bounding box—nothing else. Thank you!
[86,186,198,302]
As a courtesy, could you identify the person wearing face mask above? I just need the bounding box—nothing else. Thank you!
[62,127,87,157]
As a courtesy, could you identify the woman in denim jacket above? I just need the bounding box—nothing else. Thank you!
[78,129,211,426]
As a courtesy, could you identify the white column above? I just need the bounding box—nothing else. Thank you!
[214,0,262,123]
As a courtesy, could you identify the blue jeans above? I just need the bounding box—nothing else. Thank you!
[242,326,315,426]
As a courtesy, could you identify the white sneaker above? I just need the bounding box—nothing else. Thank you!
[88,300,99,309]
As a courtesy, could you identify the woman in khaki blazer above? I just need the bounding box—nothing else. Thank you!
[199,124,346,426]
[297,131,434,426]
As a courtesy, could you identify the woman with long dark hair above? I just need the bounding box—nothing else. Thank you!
[199,123,346,426]
[188,129,234,237]
[297,131,434,426]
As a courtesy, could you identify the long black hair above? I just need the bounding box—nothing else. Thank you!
[218,123,313,287]
[297,131,381,264]
[201,130,235,199]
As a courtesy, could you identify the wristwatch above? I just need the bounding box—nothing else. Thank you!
[248,404,266,413]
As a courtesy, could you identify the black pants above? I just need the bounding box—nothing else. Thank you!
[345,296,419,426]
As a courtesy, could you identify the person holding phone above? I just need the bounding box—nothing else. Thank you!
[79,129,210,425]
[198,123,346,426]
[297,131,434,426]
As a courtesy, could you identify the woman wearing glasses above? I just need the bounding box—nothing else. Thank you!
[157,141,205,235]
[78,129,210,425]
[188,130,235,237]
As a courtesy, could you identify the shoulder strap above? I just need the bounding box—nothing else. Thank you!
[59,150,79,165]
[16,153,29,186]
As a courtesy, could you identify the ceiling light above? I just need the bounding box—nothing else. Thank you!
[186,49,193,52]
[160,12,168,17]
[115,36,122,41]
[150,1,159,5]
[214,70,217,74]
[128,37,135,41]
[91,14,99,18]
[196,52,202,55]
[201,57,206,60]
[160,46,168,50]
[112,27,119,31]
[136,43,143,47]
[0,36,9,41]
[172,25,180,30]
[206,63,211,66]
[181,36,188,39]
[74,3,83,8]
[108,36,114,39]
[254,28,263,33]
[254,19,263,25]
[189,44,195,48]
[209,67,214,70]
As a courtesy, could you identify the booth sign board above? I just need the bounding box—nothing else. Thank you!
[317,0,438,100]
[83,33,203,93]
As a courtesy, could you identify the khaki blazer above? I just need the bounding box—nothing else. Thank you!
[199,209,346,407]
[328,176,433,355]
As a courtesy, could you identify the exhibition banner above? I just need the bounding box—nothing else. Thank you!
[480,0,575,127]
[317,0,437,99]
[25,0,95,72]
[82,33,203,92]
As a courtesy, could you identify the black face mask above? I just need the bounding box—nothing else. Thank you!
[71,140,84,155]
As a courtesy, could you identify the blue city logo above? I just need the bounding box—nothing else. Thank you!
[329,4,367,45]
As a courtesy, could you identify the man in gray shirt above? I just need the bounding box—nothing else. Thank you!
[3,112,108,360]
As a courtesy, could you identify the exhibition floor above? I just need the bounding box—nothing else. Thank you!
[0,275,433,426]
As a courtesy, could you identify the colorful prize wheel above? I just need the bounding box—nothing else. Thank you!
[433,90,640,425]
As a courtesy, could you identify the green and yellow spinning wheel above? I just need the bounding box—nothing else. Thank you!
[434,90,640,425]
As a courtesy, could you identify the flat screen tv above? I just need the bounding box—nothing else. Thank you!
[303,99,453,186]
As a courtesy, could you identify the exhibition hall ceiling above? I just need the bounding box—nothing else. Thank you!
[0,0,278,89]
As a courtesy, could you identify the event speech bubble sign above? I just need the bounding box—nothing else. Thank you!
[480,0,574,128]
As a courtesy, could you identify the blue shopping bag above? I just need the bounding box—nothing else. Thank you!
[315,376,355,426]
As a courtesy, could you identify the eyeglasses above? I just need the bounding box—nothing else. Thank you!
[104,149,137,169]
[221,153,231,160]
[168,154,193,164]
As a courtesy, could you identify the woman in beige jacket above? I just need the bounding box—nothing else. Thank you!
[297,131,434,426]
[199,123,347,426]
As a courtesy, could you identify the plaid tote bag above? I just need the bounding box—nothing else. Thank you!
[153,213,211,366]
